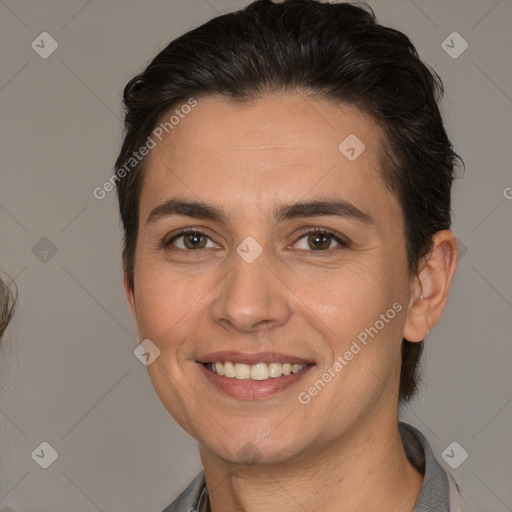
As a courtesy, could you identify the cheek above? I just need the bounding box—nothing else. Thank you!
[301,261,404,338]
[133,264,203,343]
[301,262,409,404]
[308,267,406,408]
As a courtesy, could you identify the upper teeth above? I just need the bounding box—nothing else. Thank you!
[208,362,307,380]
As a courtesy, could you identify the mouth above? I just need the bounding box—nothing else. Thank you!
[204,361,307,380]
[197,352,315,400]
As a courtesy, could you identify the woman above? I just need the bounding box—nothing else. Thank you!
[114,1,473,510]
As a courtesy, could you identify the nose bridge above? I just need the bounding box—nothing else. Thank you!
[210,246,291,332]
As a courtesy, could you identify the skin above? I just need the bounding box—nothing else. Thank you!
[124,92,458,511]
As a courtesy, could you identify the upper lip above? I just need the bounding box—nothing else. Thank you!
[196,351,314,366]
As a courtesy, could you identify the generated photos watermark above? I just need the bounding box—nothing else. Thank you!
[298,301,403,405]
[93,97,198,200]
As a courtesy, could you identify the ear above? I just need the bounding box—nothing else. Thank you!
[403,230,458,342]
[124,270,144,343]
[123,268,137,322]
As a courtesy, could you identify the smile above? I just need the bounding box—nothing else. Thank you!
[197,353,314,399]
[205,361,308,381]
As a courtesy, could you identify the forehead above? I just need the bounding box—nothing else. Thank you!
[139,92,398,223]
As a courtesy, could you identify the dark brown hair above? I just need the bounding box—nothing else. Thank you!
[114,0,462,401]
[0,276,17,345]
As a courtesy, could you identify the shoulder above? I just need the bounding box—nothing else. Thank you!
[447,472,490,512]
[400,422,489,512]
[160,472,206,512]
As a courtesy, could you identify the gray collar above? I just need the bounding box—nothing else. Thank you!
[163,421,450,512]
[399,422,451,511]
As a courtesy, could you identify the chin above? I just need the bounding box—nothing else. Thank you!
[199,425,313,466]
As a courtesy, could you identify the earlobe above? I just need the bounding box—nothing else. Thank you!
[403,230,458,342]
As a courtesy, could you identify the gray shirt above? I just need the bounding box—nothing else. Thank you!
[162,421,459,512]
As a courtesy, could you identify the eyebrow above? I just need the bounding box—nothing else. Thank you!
[146,197,374,226]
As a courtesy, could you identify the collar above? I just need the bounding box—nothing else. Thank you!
[399,421,451,511]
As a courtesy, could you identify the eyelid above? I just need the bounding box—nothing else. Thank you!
[291,227,351,250]
[163,226,350,252]
[162,227,220,250]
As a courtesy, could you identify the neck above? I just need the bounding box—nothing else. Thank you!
[200,417,424,512]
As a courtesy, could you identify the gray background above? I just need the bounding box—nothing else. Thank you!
[0,0,511,510]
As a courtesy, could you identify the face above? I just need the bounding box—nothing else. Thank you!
[125,92,414,465]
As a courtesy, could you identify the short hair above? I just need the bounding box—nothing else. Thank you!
[114,0,462,402]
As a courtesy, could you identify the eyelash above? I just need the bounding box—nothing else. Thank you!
[162,227,350,254]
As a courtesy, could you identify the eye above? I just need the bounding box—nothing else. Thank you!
[293,229,349,251]
[165,230,218,250]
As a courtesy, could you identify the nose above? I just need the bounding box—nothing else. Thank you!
[209,249,292,333]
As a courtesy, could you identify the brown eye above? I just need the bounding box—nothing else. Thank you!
[183,232,207,249]
[307,233,333,250]
[293,229,348,252]
[166,230,215,250]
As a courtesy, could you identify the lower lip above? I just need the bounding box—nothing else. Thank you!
[197,363,314,400]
